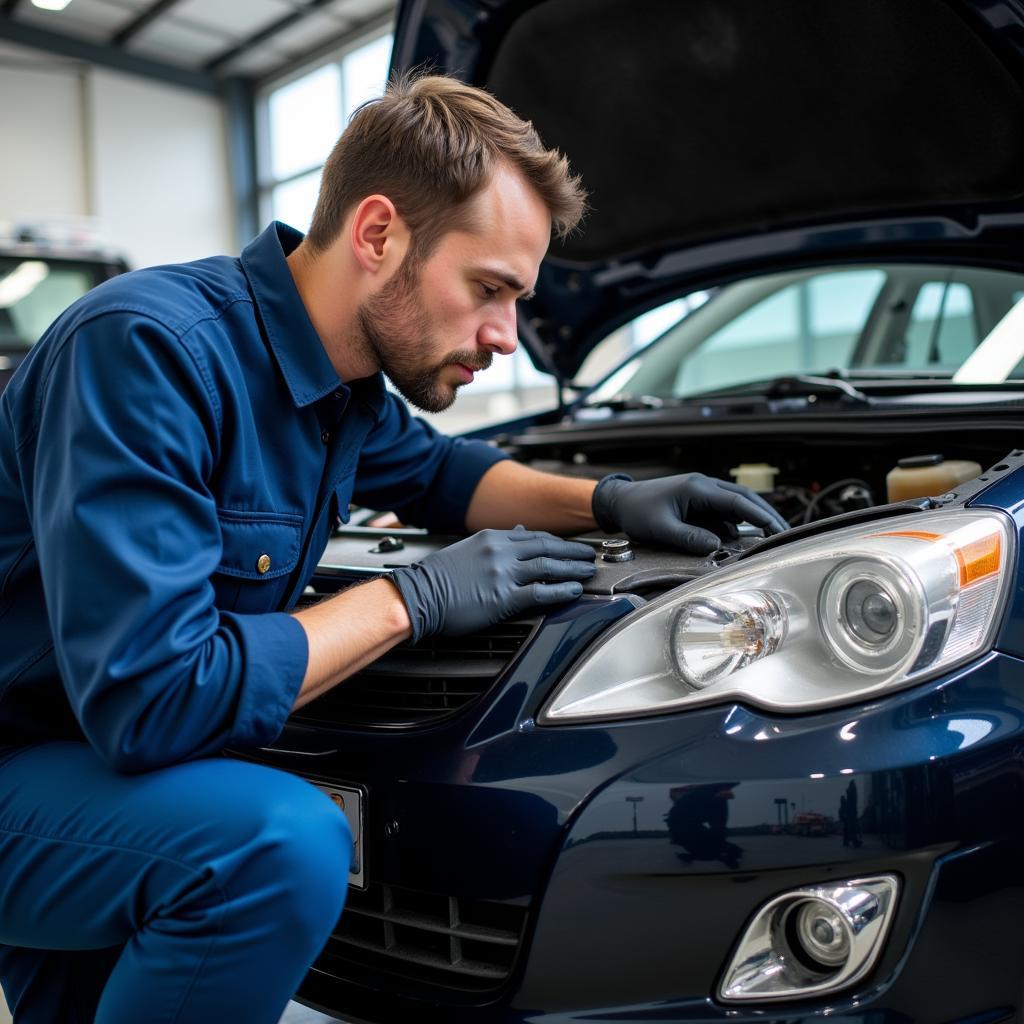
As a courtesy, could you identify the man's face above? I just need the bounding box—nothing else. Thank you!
[357,163,551,413]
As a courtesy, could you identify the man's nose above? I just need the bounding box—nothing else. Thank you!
[478,305,519,356]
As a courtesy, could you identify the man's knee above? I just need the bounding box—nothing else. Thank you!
[219,766,352,938]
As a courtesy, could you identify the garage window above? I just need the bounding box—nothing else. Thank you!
[258,30,394,233]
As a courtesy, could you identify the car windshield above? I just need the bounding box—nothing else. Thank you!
[586,263,1024,403]
[0,257,112,352]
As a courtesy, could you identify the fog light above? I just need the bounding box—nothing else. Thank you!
[719,875,898,1002]
[790,899,850,969]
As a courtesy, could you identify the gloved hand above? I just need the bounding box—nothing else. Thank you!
[390,526,596,643]
[592,473,789,555]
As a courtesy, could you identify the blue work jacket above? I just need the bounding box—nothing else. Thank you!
[0,222,506,773]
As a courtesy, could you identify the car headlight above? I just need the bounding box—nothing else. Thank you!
[540,510,1012,722]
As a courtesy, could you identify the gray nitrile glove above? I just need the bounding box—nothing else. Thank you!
[390,525,596,643]
[592,472,790,555]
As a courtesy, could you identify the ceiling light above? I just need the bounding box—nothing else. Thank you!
[31,0,73,10]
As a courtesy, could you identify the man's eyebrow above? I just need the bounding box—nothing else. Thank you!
[479,268,536,301]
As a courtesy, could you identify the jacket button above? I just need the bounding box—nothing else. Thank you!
[256,553,272,575]
[321,430,330,444]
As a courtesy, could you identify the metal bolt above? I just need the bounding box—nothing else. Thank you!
[601,538,635,562]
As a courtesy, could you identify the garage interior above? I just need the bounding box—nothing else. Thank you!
[4,2,1024,1022]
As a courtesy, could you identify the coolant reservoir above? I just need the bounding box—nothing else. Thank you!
[886,454,982,502]
[730,463,780,492]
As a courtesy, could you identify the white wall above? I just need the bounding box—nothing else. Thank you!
[0,48,88,218]
[86,69,234,268]
[0,41,234,268]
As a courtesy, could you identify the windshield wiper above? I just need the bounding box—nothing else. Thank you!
[582,393,669,412]
[581,375,872,413]
[837,369,956,381]
[687,374,871,405]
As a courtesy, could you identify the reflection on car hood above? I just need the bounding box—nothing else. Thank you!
[392,0,1024,379]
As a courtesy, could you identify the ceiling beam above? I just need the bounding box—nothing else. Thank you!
[0,12,219,93]
[204,8,308,74]
[111,0,185,48]
[259,9,394,85]
[204,0,341,74]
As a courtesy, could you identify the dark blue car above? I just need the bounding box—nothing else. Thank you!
[245,1,1024,1020]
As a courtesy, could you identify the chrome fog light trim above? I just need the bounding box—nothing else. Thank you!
[718,875,898,1003]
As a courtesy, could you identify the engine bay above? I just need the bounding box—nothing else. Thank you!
[491,415,1020,528]
[314,416,1021,602]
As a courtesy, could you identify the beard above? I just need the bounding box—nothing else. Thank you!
[356,256,492,413]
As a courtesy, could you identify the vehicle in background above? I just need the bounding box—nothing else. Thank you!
[583,263,1024,406]
[0,223,127,391]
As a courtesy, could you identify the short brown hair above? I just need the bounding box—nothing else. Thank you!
[305,72,586,257]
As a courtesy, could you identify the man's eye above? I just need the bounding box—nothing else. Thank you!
[479,283,499,300]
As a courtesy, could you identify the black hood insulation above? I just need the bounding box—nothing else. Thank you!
[483,0,1024,263]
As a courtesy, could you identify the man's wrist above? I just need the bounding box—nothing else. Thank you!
[289,575,416,707]
[591,473,633,533]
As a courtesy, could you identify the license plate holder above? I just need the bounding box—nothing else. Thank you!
[312,781,366,890]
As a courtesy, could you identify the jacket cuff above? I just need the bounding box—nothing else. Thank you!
[224,610,308,748]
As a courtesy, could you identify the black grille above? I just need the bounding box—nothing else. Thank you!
[317,881,527,993]
[291,621,535,729]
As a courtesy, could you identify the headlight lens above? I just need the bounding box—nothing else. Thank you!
[540,510,1011,722]
[843,579,898,644]
[818,559,926,675]
[671,590,787,688]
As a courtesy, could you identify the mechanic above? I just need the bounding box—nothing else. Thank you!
[0,74,787,1023]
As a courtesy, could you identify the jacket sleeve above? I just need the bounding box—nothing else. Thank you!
[30,311,308,773]
[351,393,508,533]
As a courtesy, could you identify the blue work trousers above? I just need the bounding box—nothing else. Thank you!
[0,742,351,1023]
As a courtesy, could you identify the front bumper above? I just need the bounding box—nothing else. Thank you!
[243,601,1024,1024]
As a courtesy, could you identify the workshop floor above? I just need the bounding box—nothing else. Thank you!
[0,995,340,1022]
[280,1002,344,1023]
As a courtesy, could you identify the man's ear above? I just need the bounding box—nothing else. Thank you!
[350,195,409,275]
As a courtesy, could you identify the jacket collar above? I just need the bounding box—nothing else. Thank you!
[241,222,386,416]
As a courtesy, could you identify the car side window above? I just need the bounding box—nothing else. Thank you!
[584,264,1024,405]
[671,270,884,396]
[574,296,698,387]
[903,281,976,367]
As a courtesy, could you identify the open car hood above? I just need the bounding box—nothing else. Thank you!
[391,0,1024,381]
